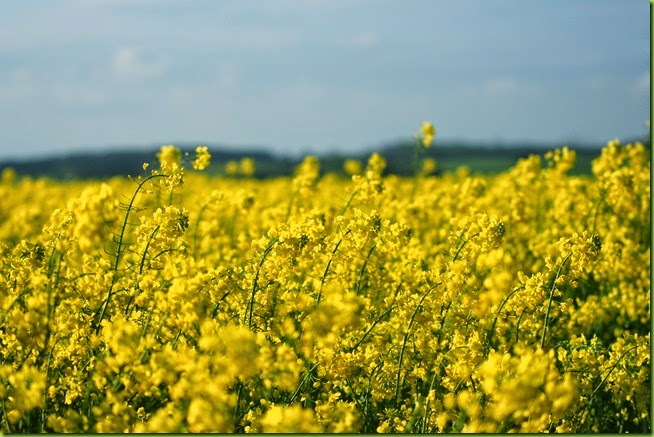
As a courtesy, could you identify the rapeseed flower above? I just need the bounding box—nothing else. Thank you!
[192,145,211,171]
[420,121,436,147]
[0,134,648,433]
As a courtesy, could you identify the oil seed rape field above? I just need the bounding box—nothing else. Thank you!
[0,128,650,433]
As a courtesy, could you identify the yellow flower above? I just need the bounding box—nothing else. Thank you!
[239,157,255,176]
[420,121,436,147]
[0,125,648,433]
[225,160,239,176]
[343,158,362,176]
[1,166,16,184]
[157,145,182,168]
[292,155,320,193]
[192,146,211,171]
[261,405,321,432]
[421,157,437,175]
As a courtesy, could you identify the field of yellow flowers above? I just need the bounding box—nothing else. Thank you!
[0,128,650,433]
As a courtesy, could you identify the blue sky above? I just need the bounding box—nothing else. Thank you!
[0,0,649,160]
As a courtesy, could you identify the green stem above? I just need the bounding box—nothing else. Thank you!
[348,305,396,353]
[436,301,452,345]
[233,381,243,424]
[245,238,278,329]
[2,397,11,433]
[95,174,165,332]
[344,377,368,428]
[590,345,640,401]
[540,253,572,348]
[410,138,424,199]
[124,225,160,318]
[452,232,479,262]
[340,189,359,216]
[486,286,525,352]
[287,361,320,405]
[394,283,439,404]
[139,226,160,274]
[515,307,528,343]
[317,233,349,304]
[192,202,211,257]
[590,189,605,235]
[355,244,376,295]
[579,345,640,429]
[420,371,439,433]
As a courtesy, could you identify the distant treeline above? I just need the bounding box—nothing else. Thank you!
[0,136,649,180]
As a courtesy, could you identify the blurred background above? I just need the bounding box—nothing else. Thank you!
[0,0,649,177]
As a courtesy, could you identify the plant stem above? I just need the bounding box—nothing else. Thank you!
[95,174,165,332]
[355,244,376,295]
[245,238,278,329]
[540,253,572,348]
[394,283,439,404]
[486,286,524,352]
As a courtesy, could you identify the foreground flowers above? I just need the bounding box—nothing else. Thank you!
[0,138,649,433]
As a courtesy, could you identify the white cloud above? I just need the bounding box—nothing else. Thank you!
[112,46,171,79]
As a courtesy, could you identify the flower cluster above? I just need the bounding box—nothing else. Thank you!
[0,134,649,433]
[420,122,436,148]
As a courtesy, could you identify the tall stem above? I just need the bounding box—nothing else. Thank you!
[394,283,439,404]
[95,174,165,332]
[540,253,571,348]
